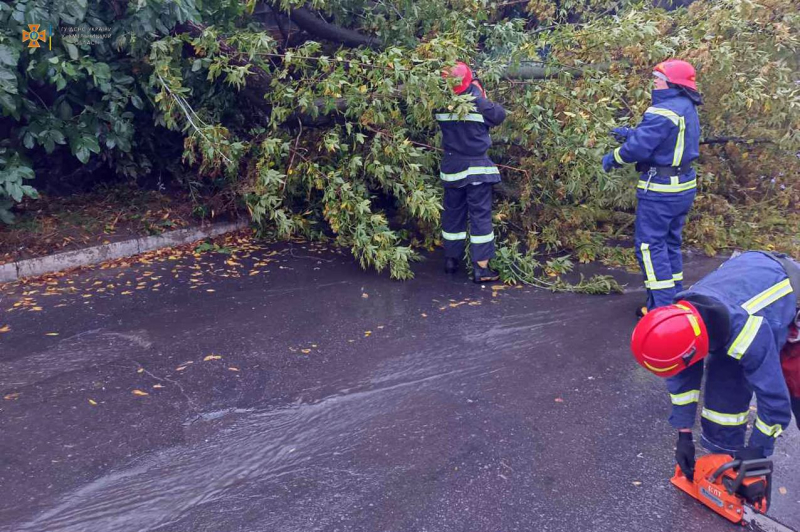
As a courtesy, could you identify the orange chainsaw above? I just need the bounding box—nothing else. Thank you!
[672,454,798,532]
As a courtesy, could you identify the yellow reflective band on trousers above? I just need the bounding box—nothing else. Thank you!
[441,231,466,241]
[470,232,494,244]
[673,272,684,281]
[637,179,697,193]
[613,147,625,164]
[640,243,675,290]
[728,315,763,360]
[755,417,783,438]
[742,279,793,315]
[435,113,485,123]
[440,166,500,182]
[670,390,700,406]
[701,408,749,426]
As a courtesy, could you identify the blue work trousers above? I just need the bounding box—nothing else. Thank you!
[634,192,695,309]
[442,183,495,263]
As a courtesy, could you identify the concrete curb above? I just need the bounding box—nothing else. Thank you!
[0,220,249,284]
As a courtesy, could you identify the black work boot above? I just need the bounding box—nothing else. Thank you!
[444,257,459,274]
[473,263,500,284]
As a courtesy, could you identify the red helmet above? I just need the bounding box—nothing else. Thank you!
[442,61,473,95]
[631,301,709,378]
[653,59,697,91]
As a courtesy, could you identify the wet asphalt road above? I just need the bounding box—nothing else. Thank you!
[0,236,798,532]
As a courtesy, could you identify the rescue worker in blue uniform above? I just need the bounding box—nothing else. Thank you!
[438,62,506,283]
[631,251,800,481]
[602,59,703,316]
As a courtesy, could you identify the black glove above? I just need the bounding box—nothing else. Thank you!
[735,446,766,461]
[676,432,696,481]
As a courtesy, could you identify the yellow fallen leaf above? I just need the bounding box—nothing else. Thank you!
[0,325,10,333]
[32,307,43,311]
[228,367,240,372]
[491,285,505,291]
[88,399,98,406]
[132,389,149,396]
[4,393,20,400]
[301,349,311,354]
[206,289,216,293]
[45,332,59,336]
[362,293,369,299]
[153,384,164,389]
[778,487,787,495]
[203,354,222,361]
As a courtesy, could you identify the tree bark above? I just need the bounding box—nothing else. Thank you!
[278,3,383,50]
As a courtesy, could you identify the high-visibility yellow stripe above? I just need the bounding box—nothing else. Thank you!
[435,113,485,123]
[646,279,676,290]
[742,279,793,315]
[670,390,700,406]
[686,315,701,336]
[637,179,697,193]
[755,417,783,438]
[641,243,656,284]
[673,272,684,281]
[728,315,763,360]
[645,107,680,125]
[470,232,494,244]
[442,231,466,241]
[644,361,679,373]
[701,408,749,426]
[613,147,625,164]
[440,166,500,182]
[672,116,686,166]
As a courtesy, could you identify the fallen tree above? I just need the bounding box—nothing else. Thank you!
[1,0,798,287]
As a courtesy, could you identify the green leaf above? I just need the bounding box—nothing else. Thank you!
[0,44,19,67]
[58,100,72,119]
[66,43,79,61]
[83,136,101,153]
[75,146,90,164]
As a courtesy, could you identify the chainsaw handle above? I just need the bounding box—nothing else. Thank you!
[710,458,773,509]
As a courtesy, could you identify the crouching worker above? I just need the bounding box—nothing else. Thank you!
[630,251,800,481]
[438,61,506,283]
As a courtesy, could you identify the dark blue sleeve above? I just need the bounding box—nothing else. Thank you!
[666,361,704,429]
[739,322,792,454]
[474,96,506,128]
[614,113,672,164]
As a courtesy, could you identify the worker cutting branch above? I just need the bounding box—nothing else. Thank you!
[631,251,800,482]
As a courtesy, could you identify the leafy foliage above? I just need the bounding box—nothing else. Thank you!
[0,0,797,287]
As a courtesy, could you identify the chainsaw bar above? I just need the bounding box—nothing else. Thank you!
[744,506,799,532]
